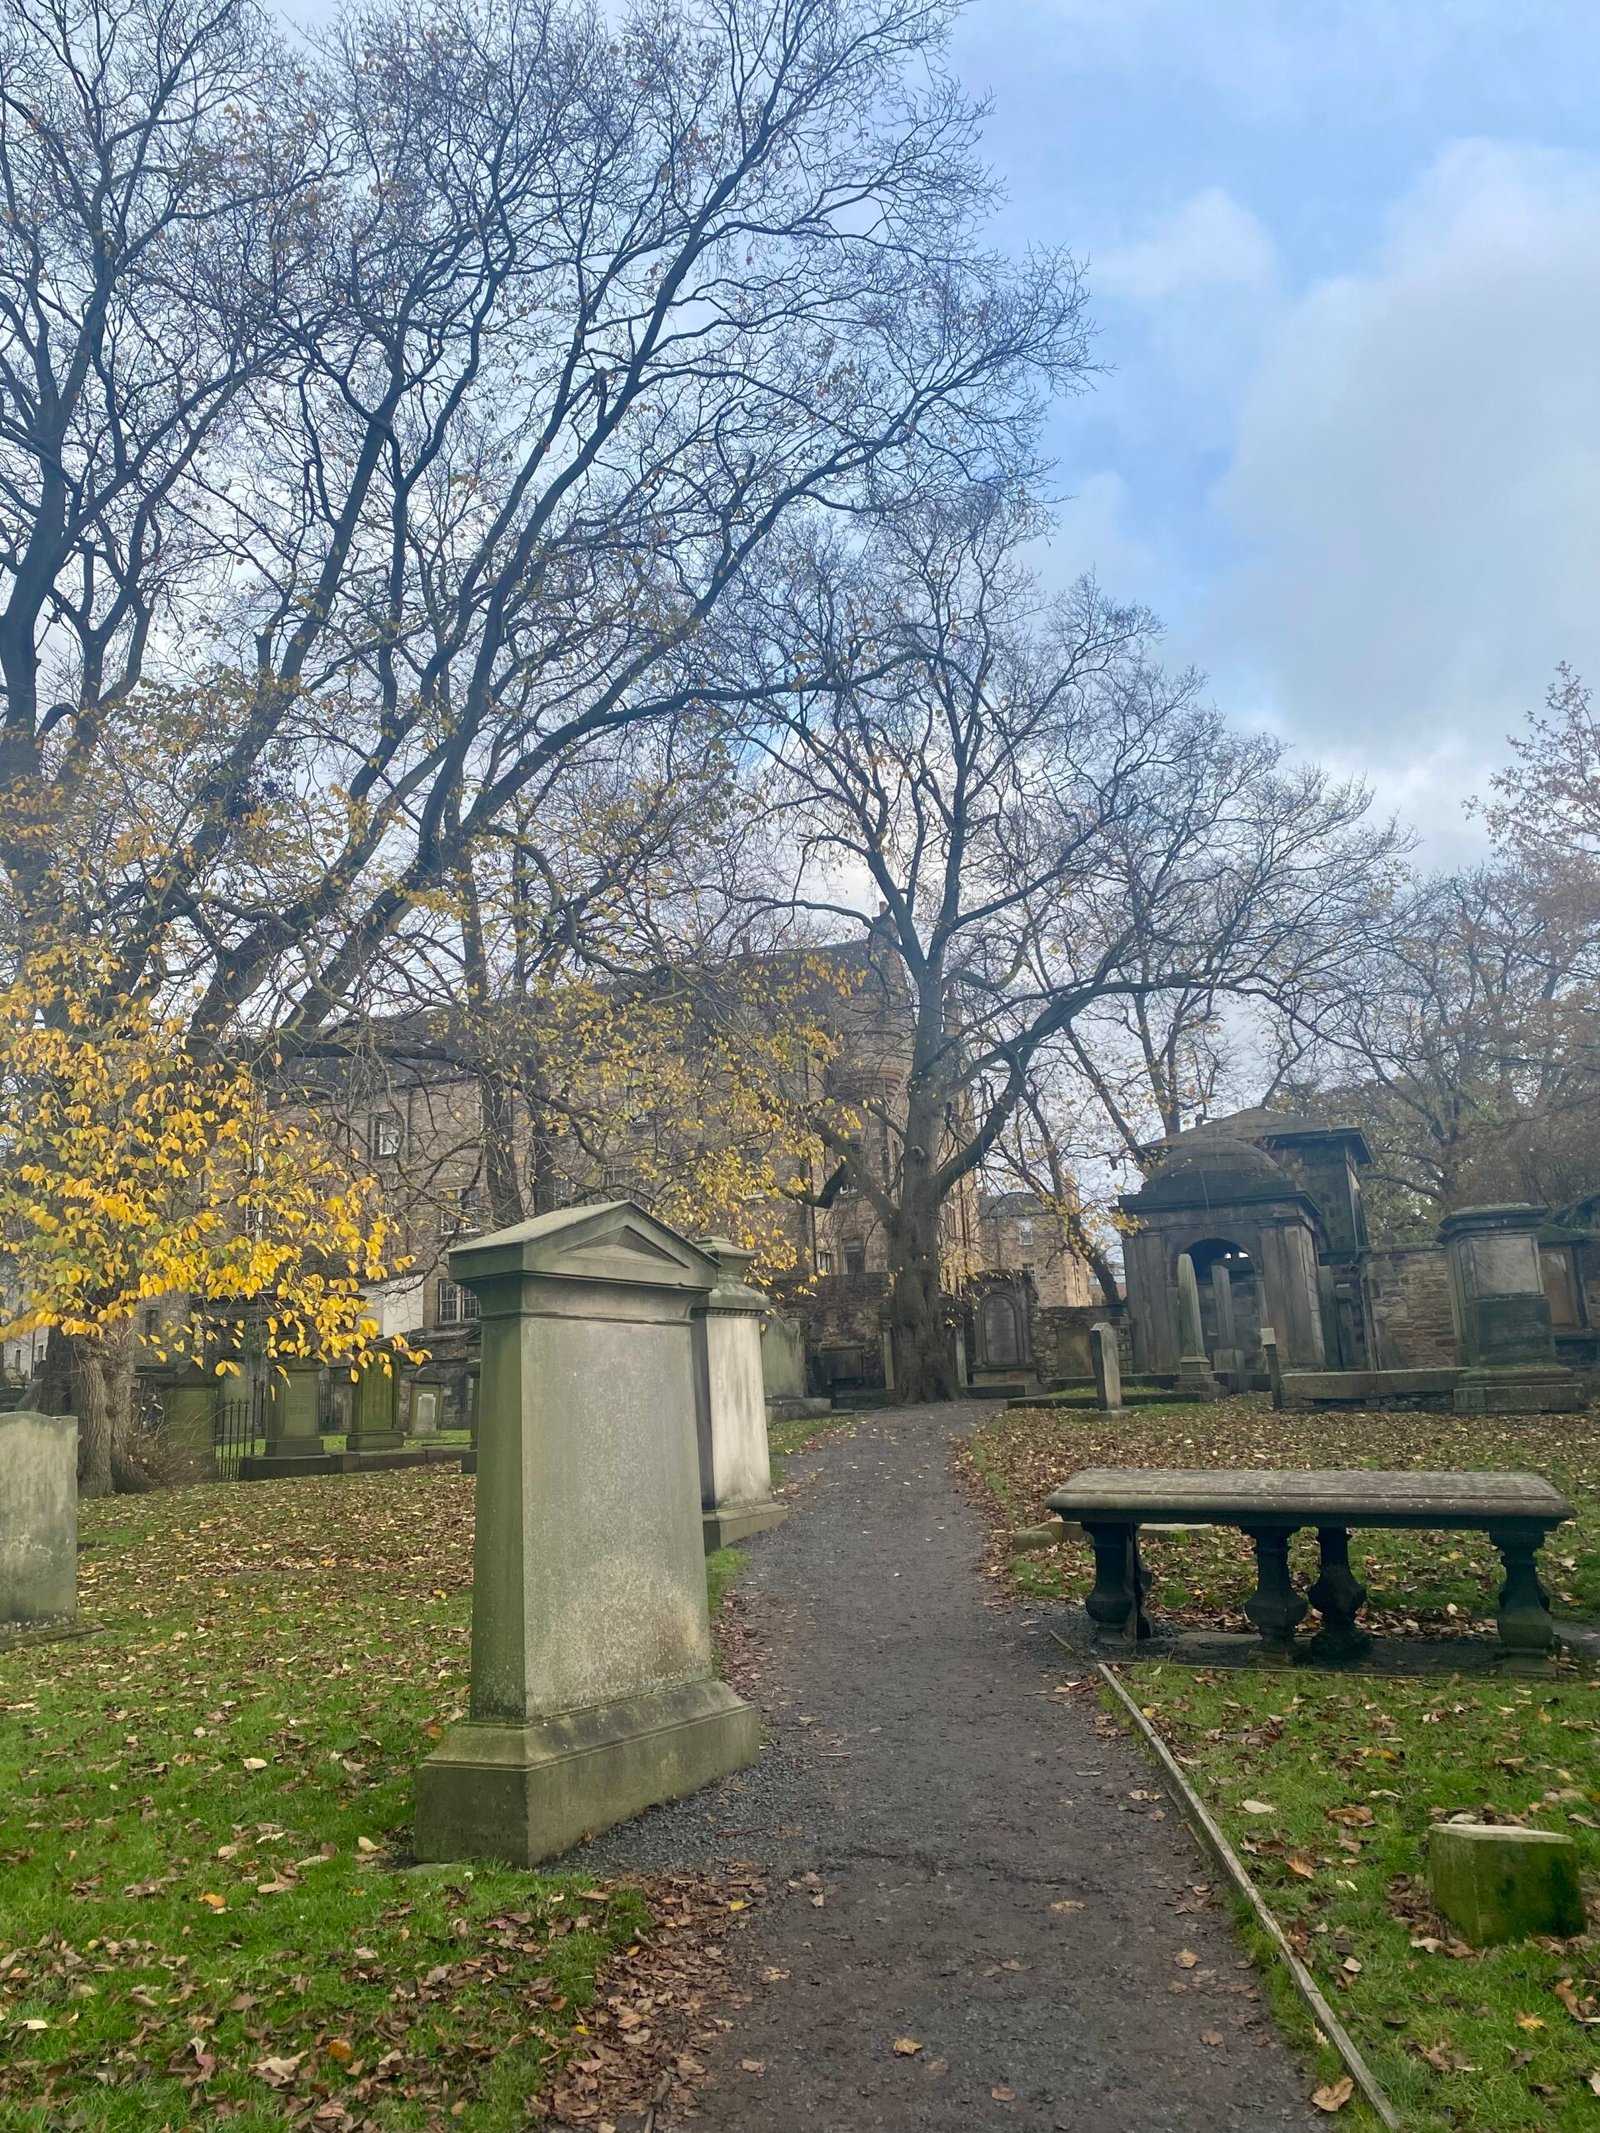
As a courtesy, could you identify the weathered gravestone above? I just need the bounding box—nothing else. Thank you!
[693,1237,788,1551]
[159,1367,219,1480]
[1260,1326,1283,1410]
[0,1410,77,1626]
[414,1203,760,1864]
[246,1360,330,1477]
[1175,1252,1219,1398]
[346,1355,403,1452]
[1089,1321,1122,1412]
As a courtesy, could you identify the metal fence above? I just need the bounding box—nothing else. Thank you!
[213,1383,270,1482]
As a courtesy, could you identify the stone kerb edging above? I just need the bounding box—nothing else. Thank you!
[1093,1659,1402,2132]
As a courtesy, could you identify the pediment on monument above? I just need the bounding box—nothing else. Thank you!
[449,1201,718,1292]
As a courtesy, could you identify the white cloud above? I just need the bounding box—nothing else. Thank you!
[1212,140,1600,793]
[1096,189,1277,305]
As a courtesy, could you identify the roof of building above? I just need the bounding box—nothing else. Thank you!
[1139,1106,1372,1167]
[1123,1133,1310,1214]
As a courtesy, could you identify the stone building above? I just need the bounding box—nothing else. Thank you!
[1119,1106,1586,1411]
[1120,1111,1371,1376]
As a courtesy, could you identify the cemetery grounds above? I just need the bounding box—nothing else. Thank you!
[969,1394,1600,2131]
[0,1468,765,2132]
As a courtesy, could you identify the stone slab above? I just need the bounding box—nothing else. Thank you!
[1046,1467,1574,1531]
[1428,1822,1585,1944]
[702,1502,790,1552]
[414,1678,759,1865]
[0,1411,77,1624]
[1281,1368,1460,1406]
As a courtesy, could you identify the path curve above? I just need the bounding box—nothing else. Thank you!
[577,1401,1326,2132]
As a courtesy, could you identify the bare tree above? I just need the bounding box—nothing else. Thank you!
[716,494,1404,1396]
[1,0,1092,1060]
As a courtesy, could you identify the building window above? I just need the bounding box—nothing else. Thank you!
[1017,1220,1034,1245]
[436,1280,480,1326]
[843,1241,867,1278]
[816,1248,835,1276]
[437,1187,482,1239]
[142,1307,161,1336]
[370,1112,403,1160]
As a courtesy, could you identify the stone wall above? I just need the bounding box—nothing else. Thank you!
[1363,1245,1457,1368]
[1032,1303,1124,1383]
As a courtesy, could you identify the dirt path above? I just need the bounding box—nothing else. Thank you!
[577,1402,1326,2132]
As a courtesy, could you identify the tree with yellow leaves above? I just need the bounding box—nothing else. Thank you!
[0,952,411,1495]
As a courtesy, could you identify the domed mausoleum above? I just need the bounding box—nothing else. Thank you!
[1119,1111,1373,1378]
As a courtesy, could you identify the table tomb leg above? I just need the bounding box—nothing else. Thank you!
[1307,1526,1372,1663]
[1488,1523,1557,1654]
[1241,1525,1307,1655]
[1083,1521,1152,1641]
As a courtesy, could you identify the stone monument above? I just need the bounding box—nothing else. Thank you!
[245,1359,329,1477]
[0,1410,77,1626]
[1089,1321,1122,1412]
[1174,1253,1218,1398]
[414,1202,760,1865]
[1439,1205,1581,1413]
[693,1237,788,1551]
[159,1366,219,1479]
[346,1354,404,1452]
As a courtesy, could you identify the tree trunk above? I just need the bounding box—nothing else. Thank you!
[886,1187,954,1403]
[57,1324,150,1497]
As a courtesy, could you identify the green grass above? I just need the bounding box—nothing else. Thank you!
[0,1470,736,2130]
[1119,1662,1600,2130]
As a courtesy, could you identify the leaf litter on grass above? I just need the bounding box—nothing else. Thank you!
[0,1467,764,2129]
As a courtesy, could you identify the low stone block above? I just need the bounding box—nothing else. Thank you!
[1428,1822,1585,1945]
[702,1501,789,1553]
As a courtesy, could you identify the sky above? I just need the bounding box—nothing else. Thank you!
[943,0,1600,856]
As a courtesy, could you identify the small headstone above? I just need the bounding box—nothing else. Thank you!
[1260,1326,1283,1409]
[0,1410,77,1626]
[1428,1822,1585,1945]
[347,1355,403,1451]
[414,1203,759,1865]
[1089,1321,1122,1411]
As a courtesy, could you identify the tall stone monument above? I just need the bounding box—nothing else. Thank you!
[1439,1205,1581,1414]
[1089,1321,1122,1412]
[0,1410,77,1626]
[693,1237,788,1551]
[1174,1252,1219,1398]
[414,1203,760,1865]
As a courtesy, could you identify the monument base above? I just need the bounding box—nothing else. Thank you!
[344,1430,405,1452]
[413,1677,760,1866]
[1175,1354,1219,1400]
[240,1448,336,1479]
[702,1501,789,1552]
[1454,1366,1582,1415]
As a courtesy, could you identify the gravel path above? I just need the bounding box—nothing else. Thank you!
[577,1401,1326,2132]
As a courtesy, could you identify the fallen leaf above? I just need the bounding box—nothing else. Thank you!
[241,1757,267,1772]
[198,1892,226,1910]
[892,2037,922,2057]
[254,2052,305,2088]
[1311,2075,1355,2113]
[1202,2031,1224,2048]
[356,1835,378,1854]
[1176,1949,1199,1969]
[1287,1856,1316,1879]
[1587,2071,1600,2097]
[991,2084,1016,2100]
[1050,1899,1084,1912]
[325,2038,353,2063]
[740,2058,765,2073]
[20,2018,48,2032]
[1241,1800,1274,1816]
[1514,2014,1546,2032]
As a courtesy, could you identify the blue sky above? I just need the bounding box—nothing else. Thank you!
[948,0,1600,851]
